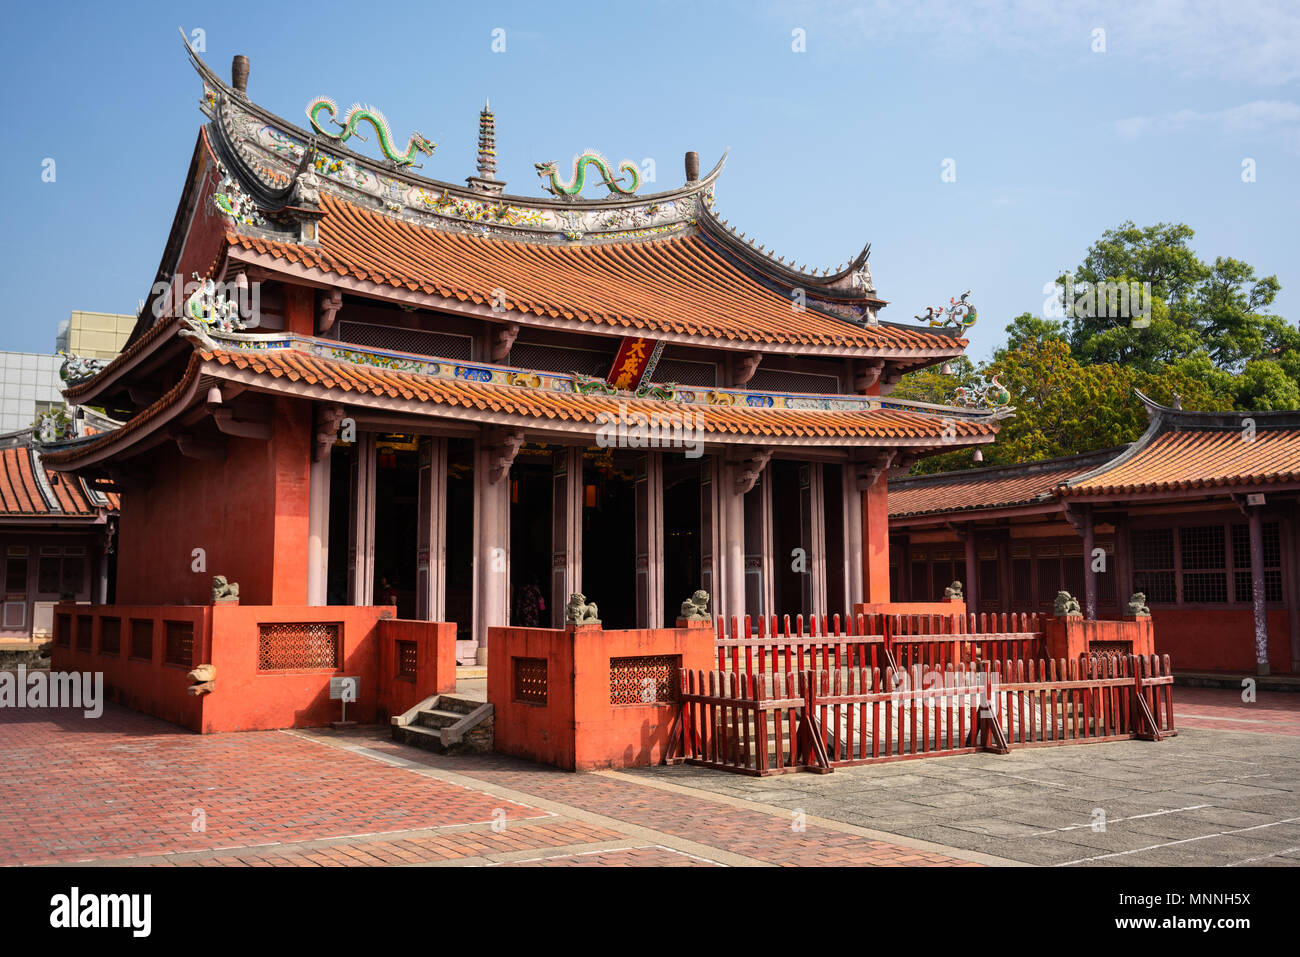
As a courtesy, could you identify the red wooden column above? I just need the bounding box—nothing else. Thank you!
[1248,504,1270,675]
[860,472,891,603]
[963,526,978,613]
[1081,506,1097,620]
[283,283,316,336]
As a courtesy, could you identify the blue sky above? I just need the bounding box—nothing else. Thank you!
[3,0,1297,363]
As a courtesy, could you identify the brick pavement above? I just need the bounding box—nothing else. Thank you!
[1175,688,1300,736]
[0,703,988,867]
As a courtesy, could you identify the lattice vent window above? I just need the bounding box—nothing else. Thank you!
[397,640,418,678]
[100,617,121,656]
[609,655,680,706]
[164,620,195,668]
[512,657,548,705]
[257,622,340,671]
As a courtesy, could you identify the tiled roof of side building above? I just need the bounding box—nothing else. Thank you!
[888,448,1125,519]
[226,194,965,354]
[1063,426,1300,496]
[0,447,112,517]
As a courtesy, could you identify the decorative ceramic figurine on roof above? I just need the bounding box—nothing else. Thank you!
[536,151,641,198]
[306,97,436,168]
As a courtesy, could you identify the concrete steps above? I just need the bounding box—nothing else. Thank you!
[391,693,493,754]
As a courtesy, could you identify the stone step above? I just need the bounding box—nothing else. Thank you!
[436,695,482,716]
[392,722,449,753]
[415,708,463,729]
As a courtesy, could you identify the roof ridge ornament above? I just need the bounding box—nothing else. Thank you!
[951,372,1014,416]
[916,290,978,333]
[306,96,436,169]
[535,150,641,197]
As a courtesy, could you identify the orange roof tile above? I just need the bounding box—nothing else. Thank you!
[0,447,110,518]
[1064,428,1300,496]
[203,348,996,442]
[227,194,963,353]
[889,449,1119,518]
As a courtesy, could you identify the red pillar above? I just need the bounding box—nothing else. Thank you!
[270,398,311,605]
[284,283,316,336]
[861,478,890,603]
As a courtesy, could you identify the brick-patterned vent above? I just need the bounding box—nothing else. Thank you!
[75,617,92,653]
[257,622,340,671]
[55,614,70,648]
[512,657,548,705]
[100,617,121,656]
[610,655,680,705]
[397,639,418,678]
[129,619,153,659]
[164,621,195,668]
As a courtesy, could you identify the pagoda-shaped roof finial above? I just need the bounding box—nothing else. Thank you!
[467,99,506,195]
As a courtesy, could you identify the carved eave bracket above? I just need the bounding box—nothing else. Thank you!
[490,322,520,362]
[485,428,525,483]
[318,289,343,335]
[853,358,886,393]
[728,448,773,495]
[853,451,897,490]
[314,403,345,461]
[728,352,762,387]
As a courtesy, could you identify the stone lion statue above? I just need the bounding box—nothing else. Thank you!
[566,592,600,625]
[211,576,240,601]
[186,664,216,697]
[943,580,964,600]
[1054,590,1082,617]
[1127,592,1151,616]
[679,589,711,621]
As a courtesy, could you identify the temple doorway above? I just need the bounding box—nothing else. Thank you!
[663,459,701,624]
[771,460,807,618]
[509,448,555,627]
[581,448,637,628]
[372,434,419,617]
[445,438,475,642]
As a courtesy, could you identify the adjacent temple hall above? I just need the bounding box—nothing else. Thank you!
[44,45,1004,664]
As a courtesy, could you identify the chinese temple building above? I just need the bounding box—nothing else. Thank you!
[43,44,1002,668]
[888,396,1300,676]
[0,443,117,639]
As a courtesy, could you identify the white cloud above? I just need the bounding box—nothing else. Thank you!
[1115,100,1300,149]
[790,0,1300,86]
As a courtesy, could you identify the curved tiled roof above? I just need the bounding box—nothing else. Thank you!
[205,348,997,442]
[888,449,1121,518]
[1063,428,1300,496]
[227,194,963,354]
[0,447,114,517]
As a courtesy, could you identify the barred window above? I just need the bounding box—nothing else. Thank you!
[1011,555,1032,604]
[75,617,92,653]
[257,623,340,671]
[1131,528,1176,605]
[100,617,121,656]
[164,620,195,668]
[609,655,679,705]
[129,619,153,659]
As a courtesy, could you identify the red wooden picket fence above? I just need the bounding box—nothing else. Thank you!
[713,613,1045,679]
[668,654,1175,775]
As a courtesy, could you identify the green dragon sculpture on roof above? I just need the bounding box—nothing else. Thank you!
[306,97,436,168]
[536,150,641,197]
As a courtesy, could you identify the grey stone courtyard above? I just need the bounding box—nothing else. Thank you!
[626,695,1300,867]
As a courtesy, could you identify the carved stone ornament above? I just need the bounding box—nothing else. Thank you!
[679,590,711,621]
[566,592,600,625]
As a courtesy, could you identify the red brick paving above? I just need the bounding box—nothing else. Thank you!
[0,707,544,865]
[496,845,720,866]
[1175,688,1300,735]
[358,736,975,866]
[0,704,978,867]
